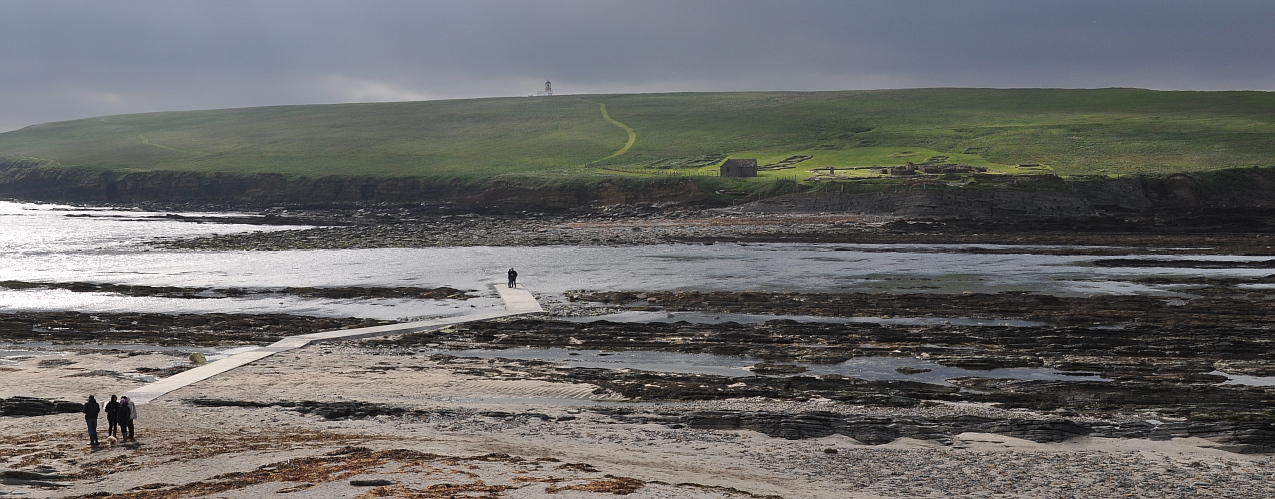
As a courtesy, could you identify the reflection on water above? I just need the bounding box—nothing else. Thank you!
[0,201,306,255]
[1215,371,1275,387]
[2,201,1273,321]
[420,346,1107,386]
[0,288,505,321]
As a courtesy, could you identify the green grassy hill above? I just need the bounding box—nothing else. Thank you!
[2,88,1273,184]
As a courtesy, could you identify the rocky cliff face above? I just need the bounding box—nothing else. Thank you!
[738,187,1103,218]
[0,162,710,210]
[739,169,1275,218]
[2,160,1273,216]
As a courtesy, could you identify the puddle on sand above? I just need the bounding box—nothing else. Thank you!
[418,346,1105,386]
[0,348,65,364]
[1214,371,1275,387]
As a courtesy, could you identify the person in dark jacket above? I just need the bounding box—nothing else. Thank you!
[118,396,136,441]
[508,268,518,288]
[104,395,120,437]
[83,395,100,446]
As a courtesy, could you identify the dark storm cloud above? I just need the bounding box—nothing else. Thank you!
[1,0,1272,131]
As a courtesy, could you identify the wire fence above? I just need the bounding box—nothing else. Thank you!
[592,166,720,177]
[592,166,801,183]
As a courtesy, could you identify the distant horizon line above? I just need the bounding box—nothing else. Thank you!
[6,86,1273,133]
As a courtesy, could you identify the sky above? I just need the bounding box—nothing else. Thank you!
[2,0,1273,132]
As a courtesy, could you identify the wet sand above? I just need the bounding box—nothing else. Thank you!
[5,209,1275,497]
[4,343,1275,498]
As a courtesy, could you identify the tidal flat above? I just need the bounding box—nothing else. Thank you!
[3,202,1275,497]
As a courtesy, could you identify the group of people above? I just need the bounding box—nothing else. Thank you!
[82,394,136,446]
[73,269,526,448]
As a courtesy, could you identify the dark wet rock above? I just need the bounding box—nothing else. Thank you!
[413,345,1275,423]
[135,365,196,378]
[572,290,1275,327]
[958,417,1093,443]
[1180,423,1275,454]
[923,353,1043,370]
[0,280,475,301]
[366,313,1275,423]
[0,312,389,346]
[749,362,808,375]
[373,316,1275,385]
[0,396,82,417]
[122,202,1275,256]
[1092,258,1275,269]
[619,409,1275,452]
[1214,360,1275,377]
[189,398,575,425]
[744,411,842,440]
[560,368,960,406]
[945,378,1275,420]
[895,367,932,375]
[350,479,395,486]
[187,399,430,420]
[0,469,72,487]
[1088,420,1275,454]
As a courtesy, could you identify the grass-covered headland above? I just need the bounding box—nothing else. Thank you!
[0,88,1272,204]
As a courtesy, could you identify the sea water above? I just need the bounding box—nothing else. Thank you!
[1,200,1271,321]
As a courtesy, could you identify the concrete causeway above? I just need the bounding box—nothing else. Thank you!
[126,281,543,404]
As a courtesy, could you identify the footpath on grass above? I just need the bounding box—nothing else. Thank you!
[126,280,543,404]
[581,99,636,162]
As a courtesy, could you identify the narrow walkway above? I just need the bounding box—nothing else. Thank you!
[580,99,636,162]
[127,280,543,404]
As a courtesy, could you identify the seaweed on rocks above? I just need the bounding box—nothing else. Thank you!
[147,208,1275,256]
[369,317,1275,381]
[571,290,1275,327]
[363,313,1275,425]
[611,409,1275,453]
[0,396,82,417]
[0,312,389,345]
[0,281,476,301]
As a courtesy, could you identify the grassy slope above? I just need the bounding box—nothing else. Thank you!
[1,88,1272,183]
[591,89,1275,177]
[0,98,620,180]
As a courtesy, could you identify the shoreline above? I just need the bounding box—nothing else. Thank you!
[151,210,1275,256]
[5,205,1275,497]
[5,345,1275,498]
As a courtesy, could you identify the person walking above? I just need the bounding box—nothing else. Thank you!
[105,395,120,437]
[118,396,136,441]
[83,395,100,446]
[507,268,518,288]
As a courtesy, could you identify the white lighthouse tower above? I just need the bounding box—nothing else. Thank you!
[537,80,553,96]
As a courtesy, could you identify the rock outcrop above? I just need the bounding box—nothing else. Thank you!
[737,169,1275,217]
[0,396,82,417]
[0,162,709,211]
[4,160,1275,216]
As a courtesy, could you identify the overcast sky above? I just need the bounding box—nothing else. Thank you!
[2,0,1272,132]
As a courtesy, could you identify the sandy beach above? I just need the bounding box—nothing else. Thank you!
[4,341,1275,499]
[4,206,1275,498]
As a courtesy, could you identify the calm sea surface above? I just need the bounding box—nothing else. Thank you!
[1,201,1269,321]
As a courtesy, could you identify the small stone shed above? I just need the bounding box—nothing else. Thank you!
[719,158,758,177]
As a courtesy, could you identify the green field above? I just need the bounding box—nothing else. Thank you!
[1,88,1273,185]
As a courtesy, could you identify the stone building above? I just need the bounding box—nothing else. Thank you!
[719,159,758,177]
